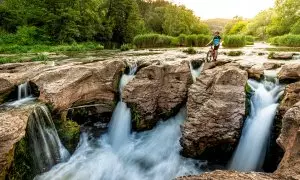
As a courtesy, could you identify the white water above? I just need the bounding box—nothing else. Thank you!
[28,105,70,173]
[229,79,283,171]
[35,64,203,180]
[7,82,35,107]
[189,62,204,82]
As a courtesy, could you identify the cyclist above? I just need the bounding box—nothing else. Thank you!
[206,31,221,61]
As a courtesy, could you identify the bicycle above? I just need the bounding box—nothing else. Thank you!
[206,46,218,63]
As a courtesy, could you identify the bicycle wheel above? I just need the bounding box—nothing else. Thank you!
[206,51,212,62]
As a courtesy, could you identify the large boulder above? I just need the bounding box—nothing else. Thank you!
[180,65,248,157]
[0,78,14,104]
[177,170,283,180]
[31,60,125,112]
[268,52,294,60]
[276,101,300,179]
[122,61,193,130]
[278,63,300,81]
[247,64,264,80]
[0,107,33,179]
[278,81,300,118]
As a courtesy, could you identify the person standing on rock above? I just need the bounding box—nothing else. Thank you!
[206,31,222,61]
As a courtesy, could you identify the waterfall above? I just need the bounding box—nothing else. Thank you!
[229,78,283,171]
[189,61,204,82]
[34,64,202,180]
[7,82,35,107]
[108,63,137,150]
[28,104,70,173]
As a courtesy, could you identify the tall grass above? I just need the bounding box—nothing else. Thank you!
[133,33,211,48]
[269,34,300,47]
[0,42,104,54]
[245,35,255,45]
[222,35,246,48]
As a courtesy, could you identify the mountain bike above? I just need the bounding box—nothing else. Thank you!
[206,46,218,62]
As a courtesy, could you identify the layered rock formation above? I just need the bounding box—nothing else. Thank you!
[122,61,193,130]
[180,64,248,157]
[0,106,34,179]
[276,101,300,179]
[32,60,124,112]
[278,81,300,118]
[278,63,300,81]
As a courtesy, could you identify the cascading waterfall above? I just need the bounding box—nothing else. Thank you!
[28,104,70,173]
[34,64,202,180]
[7,82,35,107]
[229,78,284,171]
[189,61,204,82]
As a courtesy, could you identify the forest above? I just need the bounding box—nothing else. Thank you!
[0,0,299,50]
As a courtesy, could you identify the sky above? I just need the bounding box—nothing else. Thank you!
[170,0,275,19]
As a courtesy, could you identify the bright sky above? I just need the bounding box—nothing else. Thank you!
[171,0,275,19]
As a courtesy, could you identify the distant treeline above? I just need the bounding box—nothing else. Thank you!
[0,0,210,46]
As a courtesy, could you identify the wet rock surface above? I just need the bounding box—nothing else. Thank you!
[177,170,283,180]
[180,64,248,157]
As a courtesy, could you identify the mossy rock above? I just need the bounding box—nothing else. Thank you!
[7,136,35,180]
[227,51,243,56]
[55,119,80,153]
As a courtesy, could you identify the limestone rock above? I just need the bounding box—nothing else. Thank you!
[276,102,300,179]
[177,170,283,180]
[268,52,294,60]
[278,63,300,81]
[263,62,283,70]
[181,65,248,157]
[0,107,33,178]
[32,60,125,112]
[247,64,264,80]
[278,81,300,118]
[122,61,193,130]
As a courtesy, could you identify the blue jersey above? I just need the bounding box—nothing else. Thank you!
[213,36,221,46]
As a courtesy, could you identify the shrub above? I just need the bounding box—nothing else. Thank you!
[186,34,197,46]
[227,51,243,56]
[269,34,300,47]
[31,54,49,62]
[133,34,174,48]
[245,35,255,45]
[183,47,197,54]
[178,34,187,46]
[222,35,246,48]
[195,34,211,46]
[120,44,132,51]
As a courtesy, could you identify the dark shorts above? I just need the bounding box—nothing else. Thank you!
[214,45,219,50]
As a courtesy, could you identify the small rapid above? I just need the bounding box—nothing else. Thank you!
[28,104,70,173]
[35,64,202,180]
[7,82,36,107]
[229,78,284,171]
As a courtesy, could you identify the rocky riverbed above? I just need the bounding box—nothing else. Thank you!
[1,45,300,179]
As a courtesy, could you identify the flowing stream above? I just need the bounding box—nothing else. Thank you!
[7,82,35,107]
[28,104,70,173]
[229,78,283,171]
[35,65,202,180]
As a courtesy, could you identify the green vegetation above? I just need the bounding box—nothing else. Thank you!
[245,36,255,45]
[269,34,300,47]
[56,119,80,153]
[222,35,246,48]
[0,0,209,50]
[183,47,197,54]
[120,44,133,51]
[7,137,34,180]
[227,51,243,56]
[133,33,210,48]
[220,0,299,46]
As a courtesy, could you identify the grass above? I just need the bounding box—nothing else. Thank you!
[0,42,104,54]
[183,47,197,54]
[245,35,255,45]
[120,44,132,51]
[222,35,246,48]
[133,33,211,48]
[269,34,300,47]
